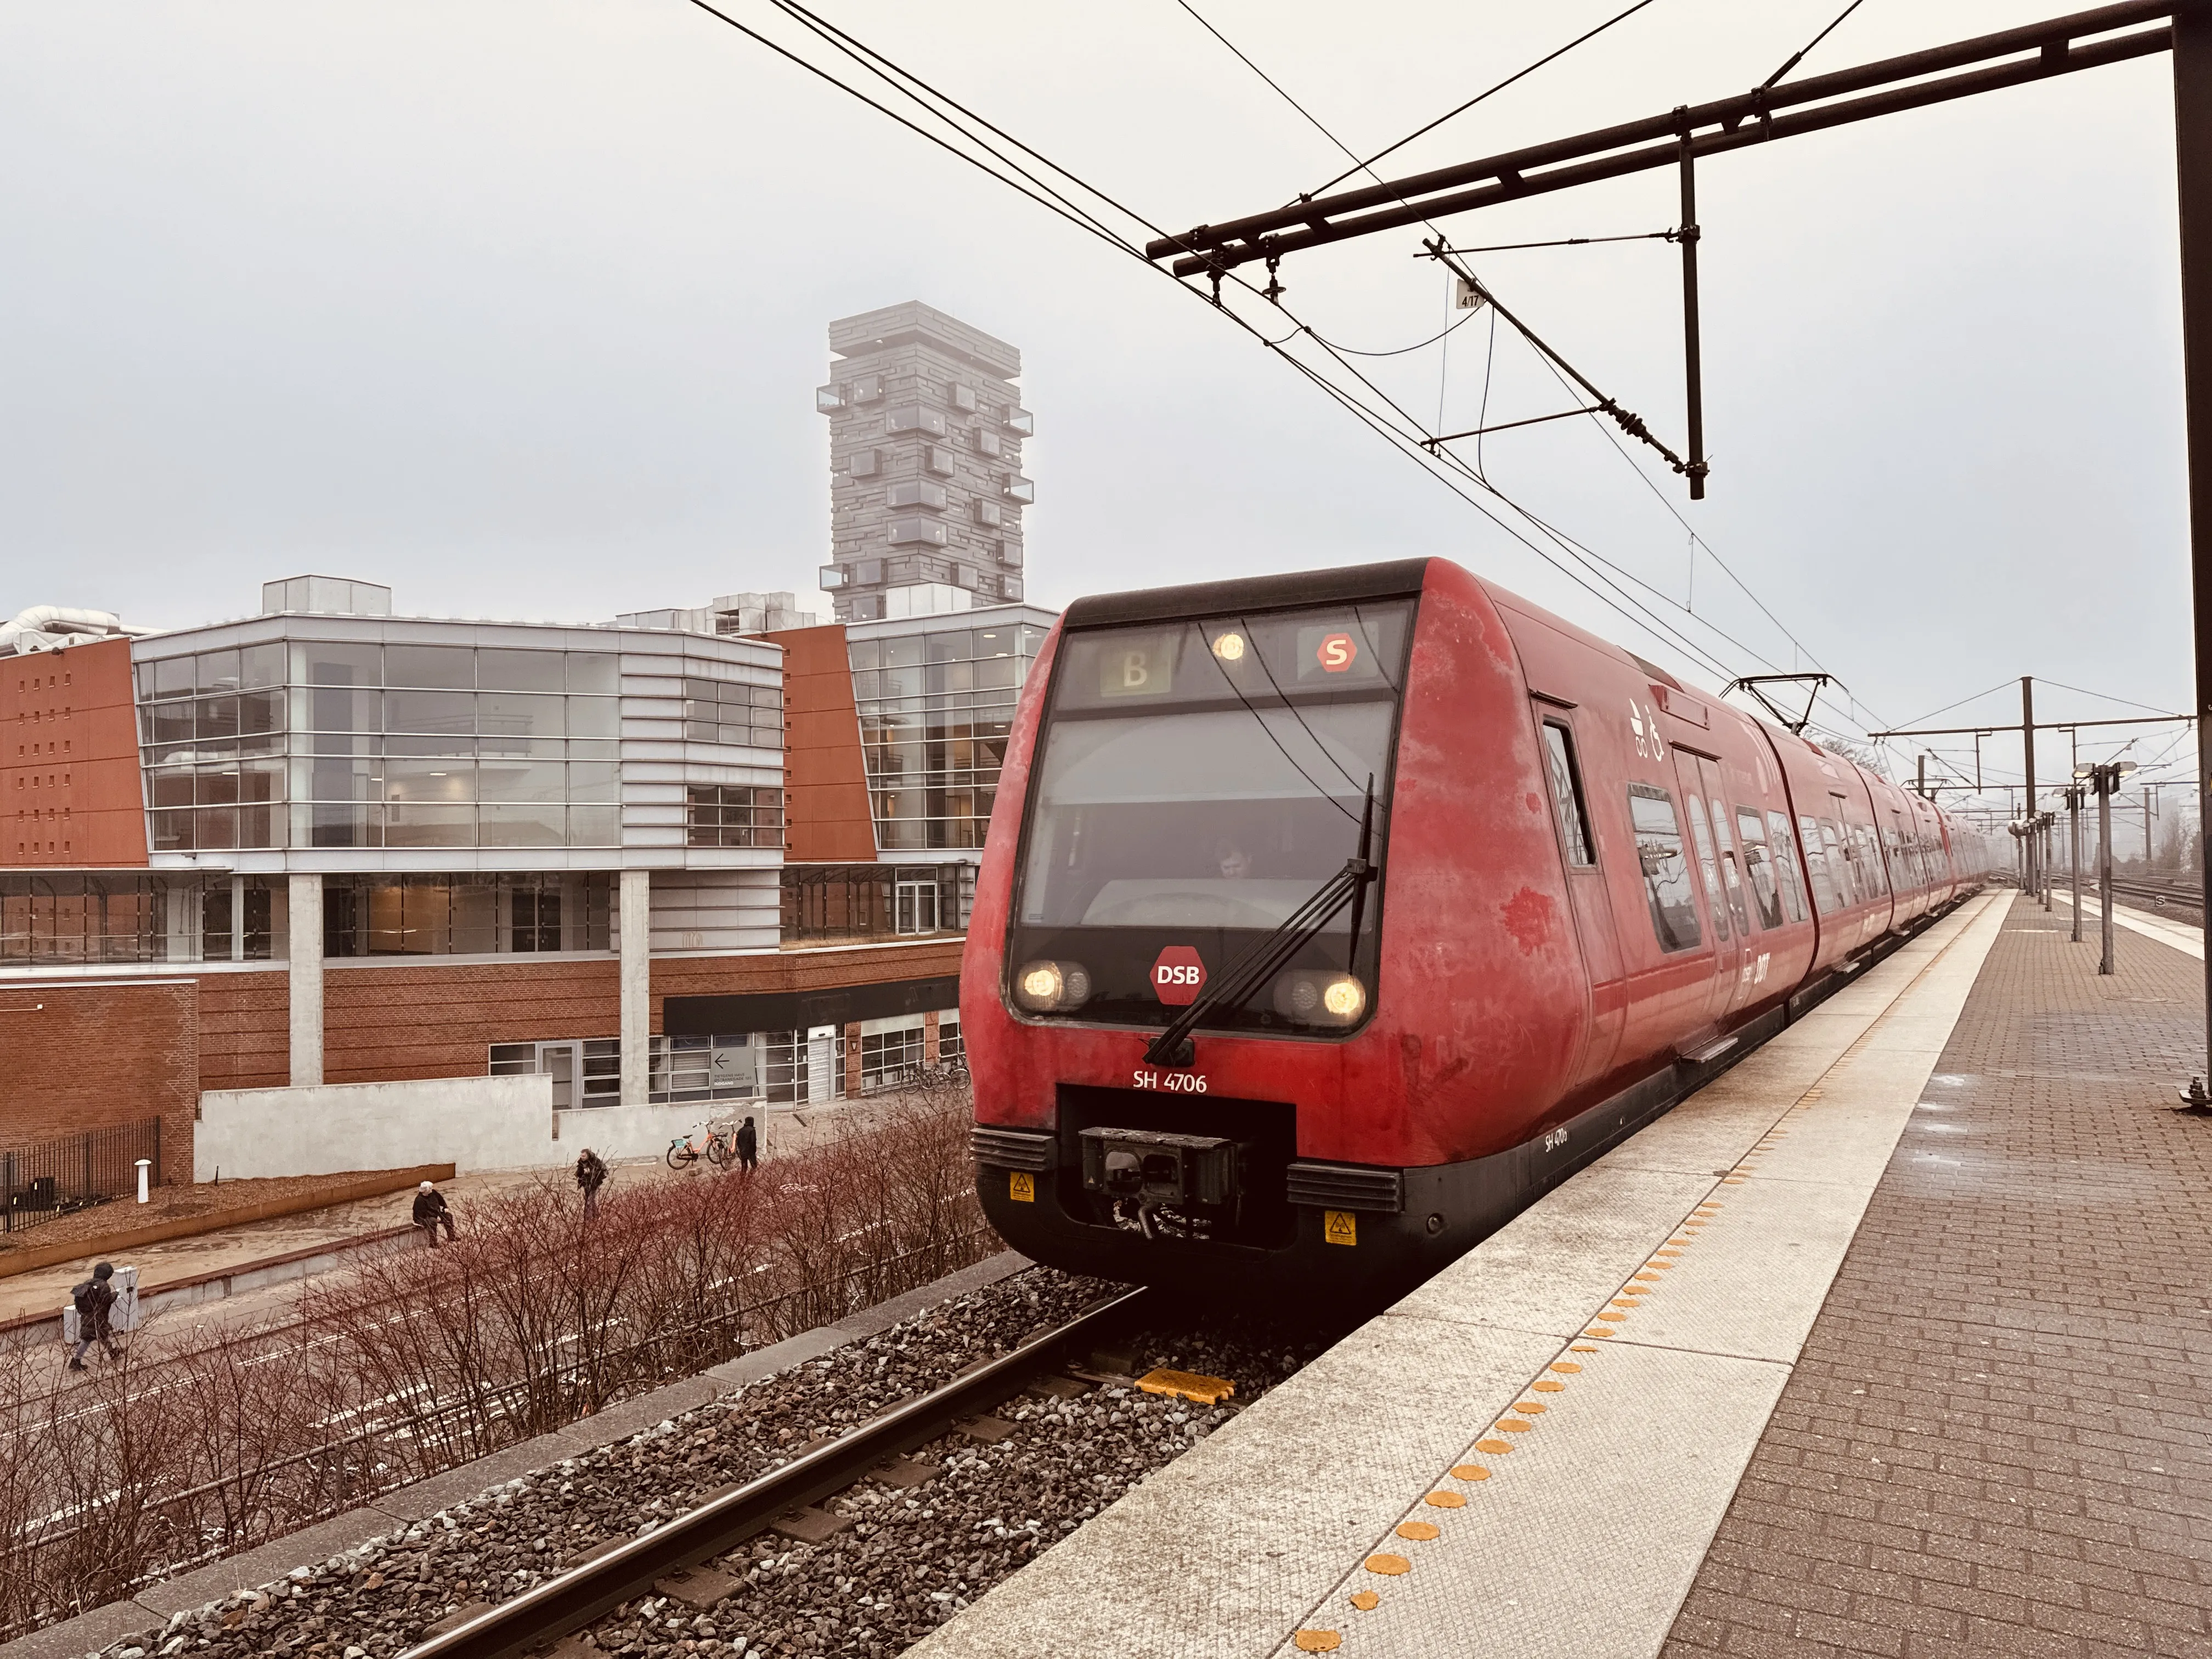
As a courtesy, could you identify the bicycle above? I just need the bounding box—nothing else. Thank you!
[665,1124,739,1170]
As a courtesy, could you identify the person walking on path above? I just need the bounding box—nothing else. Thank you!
[68,1261,120,1371]
[735,1115,759,1174]
[413,1180,456,1247]
[574,1147,608,1218]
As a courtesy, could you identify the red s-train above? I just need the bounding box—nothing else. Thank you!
[962,558,1989,1301]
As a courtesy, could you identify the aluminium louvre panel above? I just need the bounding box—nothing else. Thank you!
[971,1126,1054,1171]
[1285,1161,1404,1214]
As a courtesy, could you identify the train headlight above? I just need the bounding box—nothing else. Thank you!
[1211,630,1248,663]
[1271,970,1368,1027]
[1013,959,1092,1013]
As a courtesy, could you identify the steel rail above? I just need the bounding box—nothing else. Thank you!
[398,1286,1148,1659]
[1152,2,2174,274]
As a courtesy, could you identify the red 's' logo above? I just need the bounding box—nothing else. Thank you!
[1150,945,1207,1006]
[1317,631,1358,673]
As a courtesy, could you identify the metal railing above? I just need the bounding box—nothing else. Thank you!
[1,1118,162,1235]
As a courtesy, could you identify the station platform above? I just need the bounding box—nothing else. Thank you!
[915,888,2210,1659]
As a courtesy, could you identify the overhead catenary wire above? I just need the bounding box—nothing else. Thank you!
[1305,0,1666,198]
[681,1,1885,732]
[1760,0,1874,90]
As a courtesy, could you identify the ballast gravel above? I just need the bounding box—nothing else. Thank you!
[81,1268,1342,1659]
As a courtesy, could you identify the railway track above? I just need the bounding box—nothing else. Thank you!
[399,1285,1148,1659]
[2106,872,2205,911]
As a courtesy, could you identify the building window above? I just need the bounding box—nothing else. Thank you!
[924,445,956,477]
[895,878,939,934]
[974,428,1001,458]
[859,1024,926,1093]
[780,864,966,943]
[686,785,785,849]
[682,678,785,748]
[321,872,611,957]
[888,517,949,548]
[886,478,947,511]
[846,624,1045,853]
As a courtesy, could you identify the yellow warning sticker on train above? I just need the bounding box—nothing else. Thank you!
[1325,1210,1357,1246]
[1009,1171,1036,1203]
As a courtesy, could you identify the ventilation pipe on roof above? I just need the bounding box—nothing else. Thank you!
[0,606,140,657]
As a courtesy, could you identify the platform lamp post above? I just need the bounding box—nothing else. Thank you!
[2081,761,2137,976]
[2064,785,2086,944]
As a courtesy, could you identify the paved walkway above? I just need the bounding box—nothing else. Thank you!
[1661,893,2212,1658]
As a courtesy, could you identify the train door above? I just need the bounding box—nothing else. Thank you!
[1673,749,1749,1023]
[1534,707,1626,1086]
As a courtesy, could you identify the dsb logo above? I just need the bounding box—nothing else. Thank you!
[1150,945,1207,1005]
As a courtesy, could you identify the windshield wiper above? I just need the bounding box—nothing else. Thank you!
[1144,777,1377,1069]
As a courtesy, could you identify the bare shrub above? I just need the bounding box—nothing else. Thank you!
[0,1093,991,1640]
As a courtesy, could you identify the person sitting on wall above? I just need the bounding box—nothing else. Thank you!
[574,1147,608,1219]
[413,1180,456,1248]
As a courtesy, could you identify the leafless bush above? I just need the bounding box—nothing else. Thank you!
[0,1093,992,1640]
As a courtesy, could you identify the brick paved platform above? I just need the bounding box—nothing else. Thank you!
[1662,893,2212,1659]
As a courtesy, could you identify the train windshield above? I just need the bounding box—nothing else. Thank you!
[1007,600,1413,1035]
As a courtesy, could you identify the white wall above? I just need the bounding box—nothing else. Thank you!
[194,1074,556,1181]
[556,1101,757,1164]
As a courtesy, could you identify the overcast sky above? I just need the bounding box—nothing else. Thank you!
[0,1,2192,805]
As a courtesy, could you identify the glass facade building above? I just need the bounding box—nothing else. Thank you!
[848,614,1047,851]
[138,641,647,852]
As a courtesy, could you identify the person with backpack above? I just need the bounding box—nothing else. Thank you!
[574,1147,608,1218]
[735,1115,758,1174]
[69,1262,119,1371]
[412,1180,456,1247]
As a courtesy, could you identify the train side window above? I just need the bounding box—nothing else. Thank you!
[1707,793,1753,934]
[1798,813,1842,915]
[1685,793,1733,941]
[1764,809,1809,923]
[1735,806,1786,929]
[1627,782,1701,952]
[1857,824,1891,895]
[1539,720,1595,867]
[1820,818,1855,906]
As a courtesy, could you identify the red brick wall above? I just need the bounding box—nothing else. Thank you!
[0,979,196,1180]
[198,970,291,1092]
[777,624,878,863]
[1,636,148,866]
[192,940,969,1089]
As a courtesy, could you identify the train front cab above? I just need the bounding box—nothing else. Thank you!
[962,558,1606,1304]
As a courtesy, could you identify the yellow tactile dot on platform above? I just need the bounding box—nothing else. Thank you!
[1365,1554,1410,1576]
[1643,1261,1674,1270]
[1595,1311,1627,1322]
[1631,1273,1661,1284]
[1583,1328,1613,1338]
[1449,1464,1491,1481]
[1668,1237,1694,1245]
[1549,1361,1582,1373]
[1295,1630,1342,1651]
[1475,1438,1514,1453]
[1610,1297,1638,1307]
[1513,1400,1547,1413]
[1571,1344,1598,1352]
[1497,1418,1533,1432]
[1350,1591,1380,1611]
[1722,1178,1747,1185]
[1425,1491,1467,1508]
[1397,1520,1441,1541]
[1532,1379,1565,1392]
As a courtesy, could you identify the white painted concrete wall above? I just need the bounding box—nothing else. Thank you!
[194,1074,556,1181]
[555,1101,754,1164]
